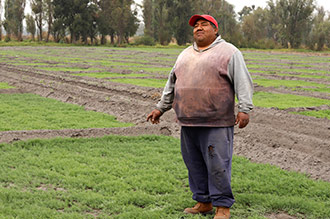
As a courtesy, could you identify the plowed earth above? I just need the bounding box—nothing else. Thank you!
[0,46,329,182]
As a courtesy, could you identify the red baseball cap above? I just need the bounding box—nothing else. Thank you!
[189,14,218,29]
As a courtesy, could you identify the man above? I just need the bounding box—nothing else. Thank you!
[147,14,253,219]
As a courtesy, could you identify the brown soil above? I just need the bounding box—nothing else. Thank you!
[0,50,329,183]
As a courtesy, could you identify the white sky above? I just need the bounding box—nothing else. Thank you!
[0,0,329,21]
[226,0,330,13]
[134,0,330,14]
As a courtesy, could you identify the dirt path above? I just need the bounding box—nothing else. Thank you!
[0,60,330,182]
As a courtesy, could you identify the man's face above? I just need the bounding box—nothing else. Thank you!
[193,19,218,48]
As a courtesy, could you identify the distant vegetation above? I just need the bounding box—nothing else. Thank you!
[0,0,329,50]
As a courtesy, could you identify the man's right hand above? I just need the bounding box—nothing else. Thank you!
[147,109,162,124]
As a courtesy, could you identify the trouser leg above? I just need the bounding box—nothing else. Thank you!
[202,127,234,207]
[181,126,235,208]
[181,127,211,203]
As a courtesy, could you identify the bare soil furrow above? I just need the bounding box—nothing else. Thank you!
[0,63,162,102]
[0,125,173,144]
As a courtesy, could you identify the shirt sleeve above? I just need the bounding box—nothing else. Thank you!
[227,50,254,113]
[155,66,176,113]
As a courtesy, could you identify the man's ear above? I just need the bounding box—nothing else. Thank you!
[214,28,219,35]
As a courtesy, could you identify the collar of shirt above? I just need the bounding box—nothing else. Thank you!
[193,35,224,52]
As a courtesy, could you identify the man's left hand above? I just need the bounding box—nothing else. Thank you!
[235,112,250,128]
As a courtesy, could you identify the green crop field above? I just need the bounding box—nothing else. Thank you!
[1,135,329,219]
[0,46,329,218]
[0,93,132,131]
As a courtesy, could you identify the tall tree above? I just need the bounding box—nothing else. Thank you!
[169,0,193,45]
[153,0,171,45]
[241,7,268,47]
[307,7,330,50]
[238,5,255,21]
[3,0,26,41]
[142,0,153,37]
[270,0,315,48]
[97,0,111,44]
[45,0,54,42]
[31,0,45,41]
[26,14,36,40]
[3,0,14,40]
[0,1,2,41]
[112,0,138,44]
[53,0,87,43]
[70,0,98,44]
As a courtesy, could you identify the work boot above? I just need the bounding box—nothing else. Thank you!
[183,202,213,214]
[214,206,230,219]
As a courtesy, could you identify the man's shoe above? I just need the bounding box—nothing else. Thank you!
[183,202,213,214]
[214,206,230,219]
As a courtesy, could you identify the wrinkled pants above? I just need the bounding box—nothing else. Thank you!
[181,126,235,208]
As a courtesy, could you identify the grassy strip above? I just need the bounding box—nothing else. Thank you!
[0,93,132,131]
[109,78,168,88]
[249,69,329,80]
[73,72,150,78]
[115,66,172,73]
[253,92,329,109]
[277,73,330,80]
[11,62,58,66]
[292,110,330,119]
[36,67,104,72]
[248,66,329,75]
[254,78,330,93]
[0,135,329,218]
[0,82,15,89]
[0,41,75,47]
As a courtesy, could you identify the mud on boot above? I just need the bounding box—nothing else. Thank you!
[183,202,213,214]
[214,206,230,219]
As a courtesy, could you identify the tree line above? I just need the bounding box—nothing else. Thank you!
[0,0,329,50]
[1,0,139,44]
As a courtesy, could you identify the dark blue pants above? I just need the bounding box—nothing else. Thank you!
[181,126,235,208]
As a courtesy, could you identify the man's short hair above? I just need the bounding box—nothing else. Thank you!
[209,22,220,37]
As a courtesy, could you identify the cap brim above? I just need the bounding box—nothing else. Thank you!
[189,15,203,27]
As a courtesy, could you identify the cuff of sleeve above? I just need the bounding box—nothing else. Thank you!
[155,107,165,114]
[238,108,252,114]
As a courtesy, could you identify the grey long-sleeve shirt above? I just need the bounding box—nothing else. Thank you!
[156,36,253,114]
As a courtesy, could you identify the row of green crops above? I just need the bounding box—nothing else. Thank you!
[0,93,132,131]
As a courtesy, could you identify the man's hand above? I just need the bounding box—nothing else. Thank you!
[235,112,250,129]
[147,109,163,124]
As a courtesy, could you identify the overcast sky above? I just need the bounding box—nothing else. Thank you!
[0,0,329,21]
[134,0,330,14]
[224,0,330,13]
